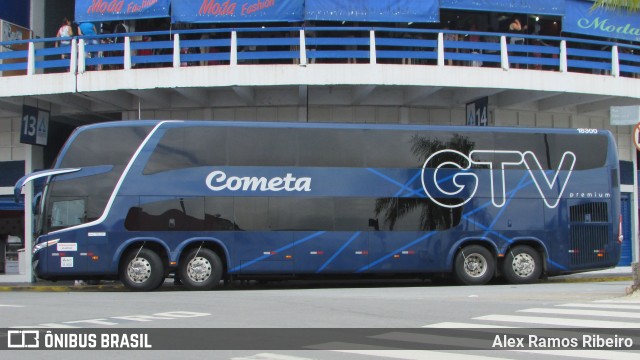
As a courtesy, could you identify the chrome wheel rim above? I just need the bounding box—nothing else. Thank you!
[512,253,535,277]
[187,256,213,283]
[464,253,487,278]
[127,257,151,283]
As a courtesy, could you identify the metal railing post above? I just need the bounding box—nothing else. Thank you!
[27,42,35,75]
[437,32,444,67]
[173,33,181,68]
[560,40,567,73]
[299,29,307,66]
[612,45,620,77]
[124,36,132,70]
[231,31,238,66]
[78,38,86,73]
[69,38,77,74]
[370,30,376,65]
[500,36,509,70]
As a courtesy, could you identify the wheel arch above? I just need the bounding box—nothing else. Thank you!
[175,237,230,275]
[114,238,171,274]
[447,237,499,271]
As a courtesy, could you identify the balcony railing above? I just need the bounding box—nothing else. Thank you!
[1,26,639,78]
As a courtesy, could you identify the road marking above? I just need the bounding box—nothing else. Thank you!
[231,354,314,360]
[556,303,640,310]
[64,319,118,326]
[372,331,486,349]
[332,350,511,360]
[518,307,640,319]
[11,323,77,328]
[422,322,515,329]
[513,350,640,360]
[594,298,640,304]
[474,315,640,328]
[0,304,24,307]
[10,310,211,329]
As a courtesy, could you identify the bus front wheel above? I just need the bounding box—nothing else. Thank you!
[120,248,165,291]
[502,245,542,284]
[453,245,495,285]
[178,248,223,291]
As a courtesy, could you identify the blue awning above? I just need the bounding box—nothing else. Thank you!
[171,0,304,23]
[440,0,565,16]
[0,161,24,188]
[75,0,171,23]
[304,0,439,23]
[563,0,640,42]
[0,199,23,211]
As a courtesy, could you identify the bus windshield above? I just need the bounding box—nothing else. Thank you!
[39,125,152,234]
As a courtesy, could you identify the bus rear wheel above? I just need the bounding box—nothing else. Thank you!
[120,248,165,291]
[178,248,223,291]
[502,245,542,284]
[453,245,495,285]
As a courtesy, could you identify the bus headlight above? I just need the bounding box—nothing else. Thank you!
[33,239,59,254]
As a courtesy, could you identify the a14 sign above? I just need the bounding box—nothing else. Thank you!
[20,105,49,146]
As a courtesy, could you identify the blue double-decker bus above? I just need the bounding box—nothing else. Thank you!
[16,121,622,291]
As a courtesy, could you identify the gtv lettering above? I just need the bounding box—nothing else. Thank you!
[421,150,576,209]
[206,170,311,192]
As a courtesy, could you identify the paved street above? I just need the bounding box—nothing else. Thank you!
[0,278,639,359]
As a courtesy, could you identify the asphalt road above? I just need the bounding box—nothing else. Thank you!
[1,279,638,359]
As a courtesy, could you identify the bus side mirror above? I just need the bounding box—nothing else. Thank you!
[33,192,42,215]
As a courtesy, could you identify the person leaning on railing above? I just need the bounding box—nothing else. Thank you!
[78,21,98,63]
[55,17,73,59]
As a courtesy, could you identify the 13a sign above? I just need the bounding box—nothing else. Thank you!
[20,105,49,146]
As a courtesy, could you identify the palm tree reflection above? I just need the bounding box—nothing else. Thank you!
[374,133,475,231]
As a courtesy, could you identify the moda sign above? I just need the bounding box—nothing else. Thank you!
[563,0,640,42]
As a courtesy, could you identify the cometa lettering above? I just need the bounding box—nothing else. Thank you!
[206,170,312,192]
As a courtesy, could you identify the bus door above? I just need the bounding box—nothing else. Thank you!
[45,196,89,274]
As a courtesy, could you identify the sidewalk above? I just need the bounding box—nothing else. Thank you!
[545,266,633,283]
[0,267,634,291]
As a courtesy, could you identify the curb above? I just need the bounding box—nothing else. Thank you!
[544,275,633,284]
[0,284,126,292]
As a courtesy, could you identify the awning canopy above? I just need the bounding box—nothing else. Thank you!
[171,0,305,24]
[75,0,171,23]
[0,199,23,212]
[73,0,639,43]
[440,0,565,17]
[304,0,440,23]
[563,0,640,42]
[0,161,24,188]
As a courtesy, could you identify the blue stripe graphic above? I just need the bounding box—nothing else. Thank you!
[316,231,362,273]
[229,231,326,272]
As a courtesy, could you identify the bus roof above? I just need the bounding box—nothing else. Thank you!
[76,120,608,136]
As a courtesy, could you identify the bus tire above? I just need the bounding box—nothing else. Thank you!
[178,248,223,291]
[453,245,494,285]
[502,245,542,284]
[120,248,165,292]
